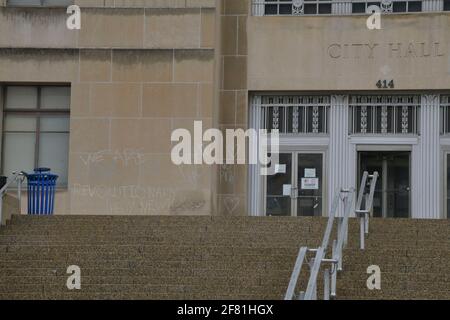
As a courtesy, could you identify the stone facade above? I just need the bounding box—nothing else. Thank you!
[1,1,450,217]
[217,0,249,216]
[0,1,217,215]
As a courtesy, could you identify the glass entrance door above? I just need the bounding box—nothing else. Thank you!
[358,151,411,218]
[265,152,324,217]
[296,154,323,216]
[266,153,293,216]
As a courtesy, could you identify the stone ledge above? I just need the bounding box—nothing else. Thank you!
[0,0,216,9]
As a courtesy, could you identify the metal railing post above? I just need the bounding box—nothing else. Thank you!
[17,174,22,215]
[342,190,349,247]
[356,172,368,208]
[336,190,354,273]
[337,218,343,271]
[365,212,369,235]
[304,246,325,300]
[324,268,330,300]
[360,215,365,250]
[356,172,379,251]
[331,240,337,298]
[365,192,370,234]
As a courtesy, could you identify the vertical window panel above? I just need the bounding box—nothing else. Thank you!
[2,133,36,176]
[3,114,37,132]
[440,96,450,134]
[5,86,38,109]
[40,87,71,110]
[38,133,69,186]
[40,116,70,132]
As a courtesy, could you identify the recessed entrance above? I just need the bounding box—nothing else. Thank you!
[265,152,324,217]
[358,151,411,218]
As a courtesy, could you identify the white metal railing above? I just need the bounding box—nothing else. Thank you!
[285,171,378,300]
[0,171,25,225]
[252,0,449,16]
[355,172,379,250]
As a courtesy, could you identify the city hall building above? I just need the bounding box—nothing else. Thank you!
[1,0,450,220]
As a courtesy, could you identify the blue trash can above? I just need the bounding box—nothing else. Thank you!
[26,168,58,215]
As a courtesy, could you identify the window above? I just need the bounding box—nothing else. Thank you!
[2,86,70,187]
[349,95,420,135]
[260,95,330,134]
[352,1,423,13]
[261,0,332,15]
[440,95,450,134]
[7,0,73,6]
[253,0,449,15]
[256,0,333,15]
[445,0,450,10]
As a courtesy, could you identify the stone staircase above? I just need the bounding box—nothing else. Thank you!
[340,218,450,300]
[0,215,448,300]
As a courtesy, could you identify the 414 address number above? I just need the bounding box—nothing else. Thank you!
[376,80,395,89]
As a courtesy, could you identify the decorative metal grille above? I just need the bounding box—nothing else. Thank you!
[260,96,330,134]
[440,95,450,134]
[349,95,420,135]
[252,0,449,15]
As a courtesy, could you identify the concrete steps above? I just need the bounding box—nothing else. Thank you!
[0,215,449,300]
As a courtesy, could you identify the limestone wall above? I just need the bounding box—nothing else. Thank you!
[248,13,450,91]
[0,4,217,215]
[216,0,249,216]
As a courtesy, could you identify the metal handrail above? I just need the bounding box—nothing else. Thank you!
[0,171,26,225]
[304,188,355,300]
[284,188,350,300]
[355,172,379,250]
[284,171,378,300]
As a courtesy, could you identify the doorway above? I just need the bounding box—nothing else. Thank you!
[358,151,411,218]
[265,152,324,216]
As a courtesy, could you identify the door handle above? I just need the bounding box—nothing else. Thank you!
[291,187,298,199]
[313,197,320,209]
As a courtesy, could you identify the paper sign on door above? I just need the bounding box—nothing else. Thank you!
[275,164,286,174]
[304,168,316,178]
[283,184,292,196]
[301,178,319,190]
